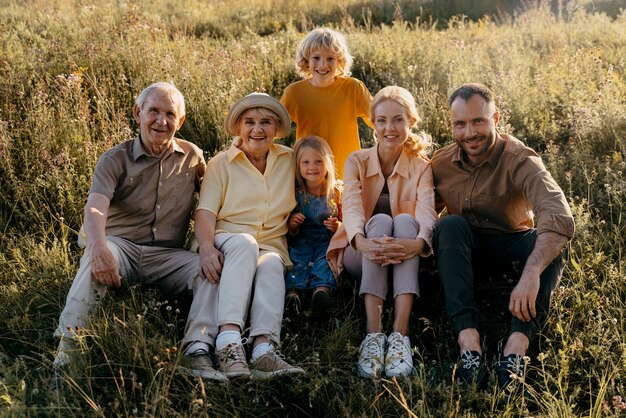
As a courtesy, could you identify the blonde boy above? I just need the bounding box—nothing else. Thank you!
[281,27,372,178]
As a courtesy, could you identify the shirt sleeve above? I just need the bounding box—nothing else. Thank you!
[89,151,122,200]
[197,154,226,216]
[519,155,575,239]
[414,163,438,255]
[341,153,366,246]
[354,79,373,128]
[280,85,297,125]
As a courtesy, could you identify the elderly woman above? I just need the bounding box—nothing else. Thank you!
[327,86,438,379]
[194,93,303,380]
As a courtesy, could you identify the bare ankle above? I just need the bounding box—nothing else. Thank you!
[458,328,481,354]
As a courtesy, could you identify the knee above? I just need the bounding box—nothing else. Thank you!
[433,215,471,249]
[393,213,419,238]
[225,233,259,256]
[365,213,393,237]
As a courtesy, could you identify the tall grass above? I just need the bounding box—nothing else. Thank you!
[1,0,625,416]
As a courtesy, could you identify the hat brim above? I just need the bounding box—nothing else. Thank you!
[224,93,292,139]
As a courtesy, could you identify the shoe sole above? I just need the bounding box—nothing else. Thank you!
[251,367,304,380]
[177,365,229,383]
[357,365,383,379]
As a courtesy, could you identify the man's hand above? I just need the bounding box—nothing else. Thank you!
[90,243,121,287]
[199,245,224,284]
[509,273,540,322]
[288,212,305,235]
[323,217,339,233]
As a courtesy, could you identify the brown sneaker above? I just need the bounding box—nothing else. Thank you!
[216,343,251,379]
[178,350,228,383]
[250,349,304,379]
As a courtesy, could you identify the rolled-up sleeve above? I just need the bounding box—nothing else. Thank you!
[521,156,575,239]
[414,164,438,255]
[342,154,366,247]
[197,154,225,217]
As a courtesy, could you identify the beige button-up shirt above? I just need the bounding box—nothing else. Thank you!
[431,133,575,238]
[197,143,296,265]
[89,136,205,248]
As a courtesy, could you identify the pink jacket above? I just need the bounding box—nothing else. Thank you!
[326,145,437,277]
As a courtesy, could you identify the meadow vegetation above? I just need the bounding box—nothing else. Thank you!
[0,0,625,416]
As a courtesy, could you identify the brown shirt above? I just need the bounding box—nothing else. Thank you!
[431,133,574,238]
[89,136,206,248]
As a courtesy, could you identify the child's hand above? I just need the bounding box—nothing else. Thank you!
[288,212,305,235]
[323,217,339,233]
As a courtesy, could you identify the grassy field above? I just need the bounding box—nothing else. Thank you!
[1,0,625,416]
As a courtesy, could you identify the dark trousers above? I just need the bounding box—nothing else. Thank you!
[433,215,565,341]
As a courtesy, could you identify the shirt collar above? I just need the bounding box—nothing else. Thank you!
[366,144,411,179]
[226,141,288,162]
[451,133,505,169]
[132,135,181,161]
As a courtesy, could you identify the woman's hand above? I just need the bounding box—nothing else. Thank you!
[379,238,426,265]
[288,212,305,235]
[323,217,340,233]
[354,234,405,265]
[199,245,224,284]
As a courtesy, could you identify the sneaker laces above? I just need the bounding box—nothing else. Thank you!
[505,355,524,375]
[387,336,408,358]
[224,343,246,363]
[361,335,384,359]
[460,350,481,369]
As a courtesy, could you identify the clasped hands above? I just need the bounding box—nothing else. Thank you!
[354,234,425,266]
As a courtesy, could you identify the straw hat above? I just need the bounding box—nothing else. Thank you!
[224,93,291,138]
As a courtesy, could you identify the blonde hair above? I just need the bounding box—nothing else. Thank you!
[295,27,353,78]
[293,136,336,200]
[371,86,432,158]
[231,107,279,147]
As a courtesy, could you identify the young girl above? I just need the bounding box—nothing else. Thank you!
[280,27,372,178]
[285,136,341,317]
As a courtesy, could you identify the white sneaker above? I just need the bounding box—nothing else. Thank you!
[53,338,77,368]
[385,332,413,377]
[357,332,386,378]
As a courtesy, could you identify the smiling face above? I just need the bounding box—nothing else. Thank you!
[298,146,328,190]
[450,94,500,166]
[307,48,338,87]
[373,99,413,152]
[133,88,185,156]
[237,108,277,155]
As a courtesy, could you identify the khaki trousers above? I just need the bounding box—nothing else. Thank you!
[214,233,285,344]
[55,236,219,346]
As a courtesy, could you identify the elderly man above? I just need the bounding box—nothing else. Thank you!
[53,82,225,382]
[431,83,575,391]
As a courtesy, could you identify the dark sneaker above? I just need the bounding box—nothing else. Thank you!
[310,288,330,317]
[457,350,488,389]
[496,341,526,392]
[284,290,302,318]
[178,349,228,383]
[250,349,304,379]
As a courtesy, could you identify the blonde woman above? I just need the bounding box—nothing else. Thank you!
[327,86,437,378]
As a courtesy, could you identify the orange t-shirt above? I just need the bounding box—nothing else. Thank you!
[281,76,372,178]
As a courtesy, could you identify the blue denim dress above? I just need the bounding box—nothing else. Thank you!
[286,188,338,290]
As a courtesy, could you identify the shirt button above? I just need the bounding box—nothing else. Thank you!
[156,204,161,210]
[152,227,157,233]
[464,197,469,201]
[158,182,162,187]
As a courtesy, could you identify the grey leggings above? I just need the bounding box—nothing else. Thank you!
[343,213,420,299]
